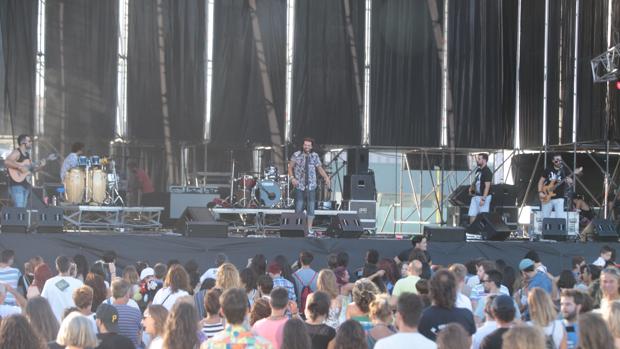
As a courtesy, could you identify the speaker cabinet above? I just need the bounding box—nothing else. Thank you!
[35,207,64,233]
[327,214,364,239]
[1,207,29,233]
[424,226,466,242]
[541,218,568,241]
[175,207,228,238]
[343,174,376,200]
[347,148,369,175]
[467,213,512,241]
[584,218,618,242]
[280,213,307,238]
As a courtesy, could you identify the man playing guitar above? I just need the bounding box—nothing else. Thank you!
[5,134,46,208]
[538,154,573,218]
[468,153,493,224]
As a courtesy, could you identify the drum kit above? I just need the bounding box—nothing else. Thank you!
[232,165,294,208]
[64,155,123,206]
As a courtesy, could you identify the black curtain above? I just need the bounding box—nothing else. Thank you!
[44,0,117,157]
[291,0,364,146]
[128,0,205,141]
[448,0,518,149]
[210,0,286,148]
[370,0,441,147]
[611,0,620,140]
[0,0,37,138]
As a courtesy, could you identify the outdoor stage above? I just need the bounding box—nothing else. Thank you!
[0,231,616,274]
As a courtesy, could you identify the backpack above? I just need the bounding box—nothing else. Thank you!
[545,321,556,349]
[294,271,317,312]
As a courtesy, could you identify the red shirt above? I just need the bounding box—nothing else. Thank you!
[134,169,154,194]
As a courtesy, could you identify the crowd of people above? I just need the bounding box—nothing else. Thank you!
[0,237,618,348]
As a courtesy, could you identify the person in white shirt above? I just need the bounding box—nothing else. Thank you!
[375,293,436,349]
[0,283,26,317]
[41,256,83,321]
[471,295,499,349]
[593,245,614,267]
[152,264,190,310]
[449,263,473,312]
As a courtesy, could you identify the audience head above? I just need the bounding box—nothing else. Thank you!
[204,288,223,316]
[111,279,131,300]
[154,262,167,280]
[436,323,471,349]
[518,258,536,277]
[281,318,312,349]
[557,269,576,290]
[336,252,349,268]
[396,293,423,330]
[501,325,545,349]
[491,295,516,324]
[0,249,15,265]
[122,265,139,285]
[524,250,541,264]
[33,263,53,292]
[528,287,557,327]
[577,312,615,349]
[601,267,620,299]
[55,255,71,274]
[257,274,274,296]
[316,269,339,299]
[415,279,429,295]
[429,269,457,309]
[250,297,271,326]
[411,235,427,250]
[220,288,248,325]
[369,294,392,324]
[24,297,60,342]
[268,261,283,277]
[163,301,200,349]
[333,319,368,349]
[334,266,350,287]
[72,285,94,311]
[352,279,379,313]
[448,263,467,284]
[56,312,97,348]
[366,249,379,265]
[605,300,620,339]
[560,289,583,322]
[143,304,168,337]
[102,250,117,264]
[240,268,257,293]
[84,272,107,312]
[299,251,314,267]
[72,254,89,280]
[327,253,338,270]
[270,287,290,310]
[250,254,267,275]
[216,263,241,290]
[95,304,119,333]
[482,269,502,292]
[164,264,191,293]
[305,291,331,321]
[0,314,46,349]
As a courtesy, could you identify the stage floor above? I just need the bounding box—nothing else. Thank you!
[0,231,616,274]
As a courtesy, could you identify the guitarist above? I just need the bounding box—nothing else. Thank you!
[468,153,493,224]
[5,134,44,208]
[538,154,573,218]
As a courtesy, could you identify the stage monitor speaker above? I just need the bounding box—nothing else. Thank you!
[583,218,618,242]
[1,207,29,233]
[327,213,364,238]
[35,207,64,233]
[347,148,369,175]
[280,213,307,238]
[541,218,568,241]
[343,174,375,200]
[175,207,228,238]
[424,226,466,242]
[466,213,511,241]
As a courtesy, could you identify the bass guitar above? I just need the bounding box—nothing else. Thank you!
[7,153,57,184]
[540,167,583,204]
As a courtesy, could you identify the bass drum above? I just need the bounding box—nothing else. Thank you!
[64,168,85,204]
[90,169,107,204]
[256,179,281,207]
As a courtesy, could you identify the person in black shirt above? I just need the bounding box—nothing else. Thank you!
[94,304,136,349]
[538,154,573,219]
[480,294,516,349]
[468,153,493,224]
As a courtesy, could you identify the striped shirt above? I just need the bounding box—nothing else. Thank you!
[112,303,142,347]
[0,267,21,305]
[201,319,225,339]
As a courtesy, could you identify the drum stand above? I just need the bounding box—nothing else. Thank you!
[106,160,124,206]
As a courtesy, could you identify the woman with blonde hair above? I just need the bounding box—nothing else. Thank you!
[316,269,346,328]
[346,279,380,326]
[162,301,200,349]
[605,300,620,348]
[502,325,546,349]
[365,294,396,348]
[143,304,168,349]
[527,287,567,349]
[215,262,241,290]
[577,312,615,349]
[55,312,98,349]
[153,264,190,310]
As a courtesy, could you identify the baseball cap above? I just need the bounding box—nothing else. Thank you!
[96,303,120,333]
[140,267,155,280]
[268,261,282,274]
[492,294,515,312]
[518,258,535,271]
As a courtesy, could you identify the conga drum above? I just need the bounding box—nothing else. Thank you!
[90,169,107,204]
[64,168,85,204]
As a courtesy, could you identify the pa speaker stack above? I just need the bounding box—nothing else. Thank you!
[583,218,619,242]
[326,213,364,239]
[280,212,307,238]
[467,212,512,241]
[175,207,228,238]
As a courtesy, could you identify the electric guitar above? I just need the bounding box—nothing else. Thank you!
[540,167,583,203]
[7,153,58,184]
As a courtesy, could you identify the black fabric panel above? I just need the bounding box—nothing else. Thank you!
[611,0,620,140]
[0,0,37,137]
[369,0,441,147]
[128,0,205,141]
[291,0,364,146]
[210,0,286,148]
[557,0,576,144]
[448,0,518,149]
[44,0,117,156]
[0,233,617,276]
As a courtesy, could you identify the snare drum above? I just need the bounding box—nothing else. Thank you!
[64,168,85,204]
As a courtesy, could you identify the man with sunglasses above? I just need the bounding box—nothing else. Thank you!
[538,154,573,218]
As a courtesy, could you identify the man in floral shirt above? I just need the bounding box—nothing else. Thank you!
[287,138,331,234]
[203,288,273,349]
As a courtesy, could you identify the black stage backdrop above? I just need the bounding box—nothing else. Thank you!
[370,0,441,147]
[128,0,205,141]
[291,0,364,146]
[0,0,37,138]
[210,0,286,148]
[448,0,518,149]
[612,0,620,140]
[44,0,117,157]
